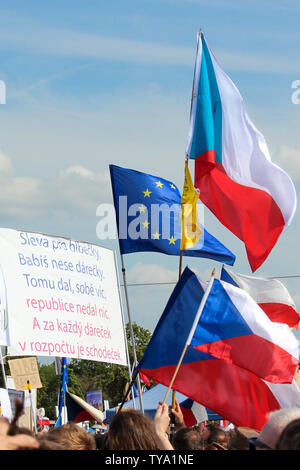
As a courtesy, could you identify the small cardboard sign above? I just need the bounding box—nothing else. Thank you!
[8,357,42,390]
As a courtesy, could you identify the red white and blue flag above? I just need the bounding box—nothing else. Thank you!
[137,267,300,430]
[192,274,299,384]
[221,266,300,330]
[186,33,297,272]
[179,398,208,427]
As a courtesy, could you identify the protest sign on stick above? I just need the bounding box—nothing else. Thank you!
[8,357,42,390]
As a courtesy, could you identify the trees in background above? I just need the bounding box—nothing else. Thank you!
[36,322,152,418]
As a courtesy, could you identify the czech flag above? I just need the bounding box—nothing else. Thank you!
[186,33,297,272]
[179,398,208,427]
[221,266,300,330]
[66,392,104,424]
[137,267,300,430]
[192,274,299,384]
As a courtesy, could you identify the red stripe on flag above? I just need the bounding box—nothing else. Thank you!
[259,303,300,330]
[139,358,281,431]
[193,334,298,384]
[195,159,285,272]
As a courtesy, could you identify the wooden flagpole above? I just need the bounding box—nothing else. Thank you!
[162,268,216,406]
[171,29,202,424]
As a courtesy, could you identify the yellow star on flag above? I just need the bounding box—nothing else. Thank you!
[143,188,152,197]
[152,232,161,240]
[170,184,176,190]
[142,220,150,228]
[139,204,146,212]
[155,181,163,188]
[168,236,177,245]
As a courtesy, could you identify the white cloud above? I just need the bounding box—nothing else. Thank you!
[126,261,178,285]
[0,11,298,74]
[0,150,111,219]
[0,151,13,175]
[0,150,44,217]
[53,165,111,215]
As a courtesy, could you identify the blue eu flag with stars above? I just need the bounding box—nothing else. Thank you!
[109,165,235,265]
[55,357,68,427]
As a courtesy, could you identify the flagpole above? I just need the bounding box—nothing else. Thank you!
[120,254,144,414]
[117,370,138,413]
[170,30,204,418]
[27,380,38,434]
[113,251,136,410]
[169,29,204,425]
[162,269,216,405]
[0,347,7,389]
[109,168,144,413]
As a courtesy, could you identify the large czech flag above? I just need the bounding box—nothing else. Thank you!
[186,33,297,272]
[137,267,300,430]
[192,274,299,384]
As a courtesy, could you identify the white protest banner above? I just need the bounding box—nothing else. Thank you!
[0,228,127,366]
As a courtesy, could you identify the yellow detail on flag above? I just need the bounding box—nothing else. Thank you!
[25,381,32,391]
[180,160,202,250]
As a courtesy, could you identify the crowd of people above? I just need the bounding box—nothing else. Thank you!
[1,398,300,451]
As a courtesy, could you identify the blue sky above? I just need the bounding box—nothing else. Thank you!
[0,1,300,347]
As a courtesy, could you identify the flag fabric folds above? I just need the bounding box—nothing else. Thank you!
[55,357,68,427]
[139,371,151,388]
[186,33,297,272]
[137,267,300,430]
[179,398,208,427]
[191,274,299,384]
[109,164,235,266]
[221,266,300,330]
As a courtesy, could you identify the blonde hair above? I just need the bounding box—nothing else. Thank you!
[108,409,158,450]
[38,422,96,450]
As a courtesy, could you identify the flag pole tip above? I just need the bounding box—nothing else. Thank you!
[211,268,216,276]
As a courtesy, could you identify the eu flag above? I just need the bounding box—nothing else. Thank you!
[109,164,235,265]
[55,357,68,426]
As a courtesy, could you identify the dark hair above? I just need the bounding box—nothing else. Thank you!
[275,418,300,450]
[7,399,31,436]
[108,409,158,450]
[94,433,109,450]
[173,427,204,450]
[204,427,229,449]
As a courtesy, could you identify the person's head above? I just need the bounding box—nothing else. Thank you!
[253,408,300,450]
[205,441,228,450]
[93,432,108,450]
[38,422,96,450]
[275,418,300,450]
[173,427,204,450]
[108,409,158,450]
[227,428,252,450]
[204,426,229,449]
